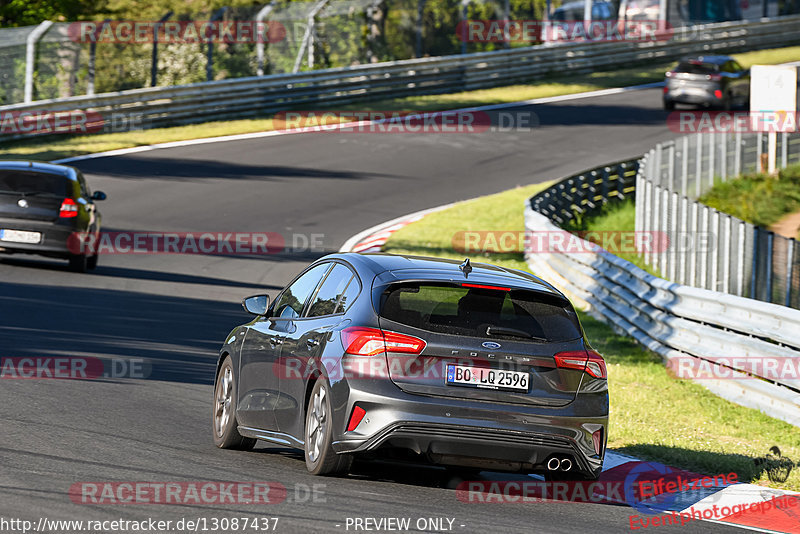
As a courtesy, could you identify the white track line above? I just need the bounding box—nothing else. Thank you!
[338,204,455,253]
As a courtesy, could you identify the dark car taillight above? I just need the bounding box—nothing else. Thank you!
[59,198,79,218]
[341,327,426,356]
[554,349,607,379]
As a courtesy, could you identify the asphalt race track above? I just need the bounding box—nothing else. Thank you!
[0,88,745,533]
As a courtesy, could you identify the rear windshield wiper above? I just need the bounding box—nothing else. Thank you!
[485,325,547,342]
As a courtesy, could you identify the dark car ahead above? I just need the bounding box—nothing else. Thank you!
[663,55,750,110]
[213,253,608,480]
[0,161,106,272]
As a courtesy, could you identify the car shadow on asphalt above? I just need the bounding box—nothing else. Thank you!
[0,255,283,288]
[78,157,404,181]
[0,279,255,385]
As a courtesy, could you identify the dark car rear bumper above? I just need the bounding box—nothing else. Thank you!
[331,379,607,476]
[0,218,82,257]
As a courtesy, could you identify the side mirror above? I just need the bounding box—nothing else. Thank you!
[242,294,269,316]
[91,191,107,201]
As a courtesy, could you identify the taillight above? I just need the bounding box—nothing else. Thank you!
[554,349,607,379]
[714,89,723,99]
[663,86,669,94]
[462,283,510,291]
[59,198,79,218]
[341,327,426,356]
[592,428,604,455]
[346,405,366,431]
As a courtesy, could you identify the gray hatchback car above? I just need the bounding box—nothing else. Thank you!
[213,253,608,480]
[663,55,750,110]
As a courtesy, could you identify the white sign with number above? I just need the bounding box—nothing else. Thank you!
[749,65,798,133]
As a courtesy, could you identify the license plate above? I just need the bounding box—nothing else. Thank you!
[0,229,41,244]
[445,364,529,392]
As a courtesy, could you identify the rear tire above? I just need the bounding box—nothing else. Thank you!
[68,253,87,273]
[663,100,675,111]
[87,254,98,270]
[213,356,256,450]
[304,378,352,476]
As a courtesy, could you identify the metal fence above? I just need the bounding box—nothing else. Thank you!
[636,132,800,308]
[3,15,800,144]
[530,159,639,226]
[525,161,800,427]
[0,0,589,105]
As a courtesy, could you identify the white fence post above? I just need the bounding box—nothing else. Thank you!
[255,2,277,76]
[23,20,53,104]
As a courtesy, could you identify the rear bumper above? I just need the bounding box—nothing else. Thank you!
[0,218,85,257]
[664,86,722,105]
[330,378,607,476]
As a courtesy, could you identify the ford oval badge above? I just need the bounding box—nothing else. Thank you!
[482,341,501,350]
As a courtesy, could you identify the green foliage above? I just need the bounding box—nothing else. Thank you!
[0,0,107,26]
[562,199,660,275]
[699,164,800,228]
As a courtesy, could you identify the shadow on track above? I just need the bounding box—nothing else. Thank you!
[76,158,403,181]
[0,281,252,384]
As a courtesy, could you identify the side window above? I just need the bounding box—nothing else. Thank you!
[731,61,744,73]
[336,276,361,314]
[77,173,90,198]
[306,263,355,318]
[273,263,330,318]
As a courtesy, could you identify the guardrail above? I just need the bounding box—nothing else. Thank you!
[637,132,800,308]
[525,159,800,427]
[2,15,800,144]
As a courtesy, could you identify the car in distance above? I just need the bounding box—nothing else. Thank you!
[213,253,608,479]
[663,55,750,110]
[0,161,106,272]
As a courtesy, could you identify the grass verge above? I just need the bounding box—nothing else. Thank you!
[699,163,800,227]
[561,199,660,276]
[2,45,800,162]
[382,182,800,491]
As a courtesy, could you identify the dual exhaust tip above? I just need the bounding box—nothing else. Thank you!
[546,456,573,472]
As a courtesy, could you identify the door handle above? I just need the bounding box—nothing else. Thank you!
[269,336,284,347]
[306,338,319,347]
